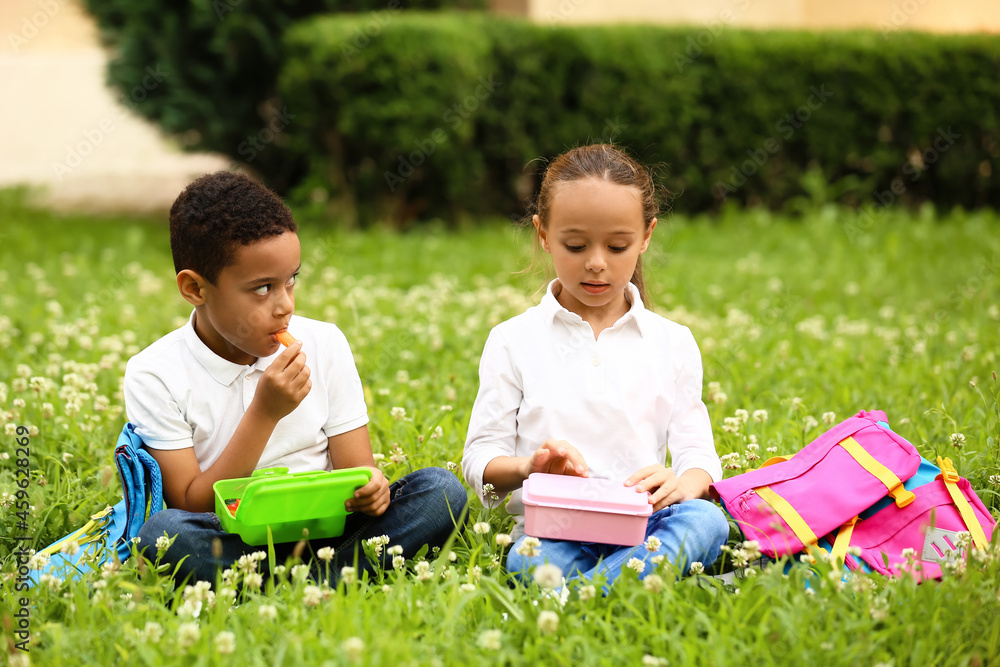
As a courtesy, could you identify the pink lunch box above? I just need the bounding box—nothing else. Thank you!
[522,473,653,546]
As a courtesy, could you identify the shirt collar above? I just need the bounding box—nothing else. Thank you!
[540,279,647,337]
[181,310,283,386]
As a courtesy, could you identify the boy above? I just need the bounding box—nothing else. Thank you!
[127,171,466,583]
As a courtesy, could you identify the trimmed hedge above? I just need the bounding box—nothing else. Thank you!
[81,0,486,191]
[277,13,1000,222]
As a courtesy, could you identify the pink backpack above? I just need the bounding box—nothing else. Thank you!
[710,410,996,580]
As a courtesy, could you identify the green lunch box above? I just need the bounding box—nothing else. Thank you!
[213,466,373,546]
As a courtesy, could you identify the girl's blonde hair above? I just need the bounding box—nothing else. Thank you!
[530,144,661,303]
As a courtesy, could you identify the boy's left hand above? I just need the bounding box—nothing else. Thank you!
[345,468,390,516]
[624,465,700,512]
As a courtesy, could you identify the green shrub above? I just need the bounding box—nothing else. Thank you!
[278,14,1000,221]
[81,0,486,192]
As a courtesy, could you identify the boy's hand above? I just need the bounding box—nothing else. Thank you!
[345,467,390,516]
[524,439,590,478]
[625,464,700,512]
[253,340,311,422]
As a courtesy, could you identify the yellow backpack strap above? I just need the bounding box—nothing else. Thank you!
[839,437,916,508]
[937,457,989,550]
[830,516,859,567]
[758,455,790,469]
[756,486,818,547]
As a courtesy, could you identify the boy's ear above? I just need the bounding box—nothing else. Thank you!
[533,215,551,253]
[176,269,209,306]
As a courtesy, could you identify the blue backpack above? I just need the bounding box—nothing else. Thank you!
[29,423,164,584]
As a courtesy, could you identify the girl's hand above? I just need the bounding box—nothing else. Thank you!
[624,465,700,512]
[345,468,390,516]
[524,439,590,478]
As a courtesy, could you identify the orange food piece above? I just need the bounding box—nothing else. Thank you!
[226,499,240,515]
[275,330,296,347]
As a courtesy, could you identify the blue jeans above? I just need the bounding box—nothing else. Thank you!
[137,467,467,585]
[507,498,729,591]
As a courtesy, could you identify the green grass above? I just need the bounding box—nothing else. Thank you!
[1,190,999,665]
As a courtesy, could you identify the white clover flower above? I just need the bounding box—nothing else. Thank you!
[214,631,236,655]
[27,552,50,571]
[218,588,237,605]
[177,599,203,619]
[627,557,645,575]
[949,433,966,449]
[537,610,559,635]
[989,474,1000,486]
[688,561,705,575]
[578,584,596,601]
[645,536,661,553]
[340,566,358,584]
[395,370,409,383]
[364,535,390,557]
[643,574,664,593]
[390,406,406,420]
[515,536,541,558]
[381,584,393,594]
[60,539,80,556]
[532,563,562,590]
[467,565,482,584]
[291,564,310,580]
[650,555,665,566]
[343,637,365,663]
[445,461,458,472]
[430,426,444,439]
[41,402,55,418]
[477,629,502,651]
[642,655,669,666]
[495,533,512,547]
[734,409,749,424]
[414,560,433,582]
[766,446,778,454]
[177,622,200,649]
[392,555,406,570]
[752,409,769,423]
[387,544,404,556]
[900,547,917,561]
[244,572,263,590]
[144,621,163,644]
[713,392,728,405]
[822,411,837,425]
[440,404,453,411]
[472,522,491,535]
[803,415,819,430]
[303,585,322,607]
[720,452,742,470]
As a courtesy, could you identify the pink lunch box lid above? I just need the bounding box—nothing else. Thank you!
[522,473,652,516]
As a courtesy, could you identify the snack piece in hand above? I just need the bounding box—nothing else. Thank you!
[274,330,296,347]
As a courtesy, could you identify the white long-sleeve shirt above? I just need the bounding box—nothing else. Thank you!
[462,281,722,536]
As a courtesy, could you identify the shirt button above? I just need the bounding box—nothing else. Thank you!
[592,357,601,366]
[245,376,252,381]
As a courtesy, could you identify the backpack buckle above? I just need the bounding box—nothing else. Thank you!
[936,456,960,484]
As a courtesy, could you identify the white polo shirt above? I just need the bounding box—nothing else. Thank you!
[463,281,722,530]
[124,312,369,473]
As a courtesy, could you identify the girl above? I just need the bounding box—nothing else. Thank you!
[462,144,729,588]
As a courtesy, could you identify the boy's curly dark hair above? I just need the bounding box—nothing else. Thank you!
[169,171,298,284]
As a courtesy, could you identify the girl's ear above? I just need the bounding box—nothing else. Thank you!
[177,269,209,306]
[533,214,551,253]
[639,218,658,254]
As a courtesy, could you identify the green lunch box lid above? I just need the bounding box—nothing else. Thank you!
[213,466,373,546]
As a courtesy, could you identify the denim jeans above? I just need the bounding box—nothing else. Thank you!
[137,467,467,585]
[506,498,729,591]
